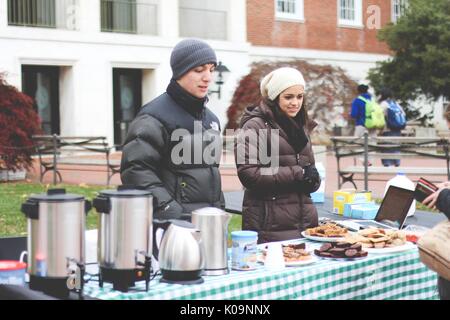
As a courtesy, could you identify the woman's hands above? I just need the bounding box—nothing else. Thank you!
[301,165,321,193]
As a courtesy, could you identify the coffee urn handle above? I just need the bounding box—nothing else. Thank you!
[92,196,111,214]
[84,200,92,215]
[21,200,39,220]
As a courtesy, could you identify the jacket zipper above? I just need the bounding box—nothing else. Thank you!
[210,167,215,206]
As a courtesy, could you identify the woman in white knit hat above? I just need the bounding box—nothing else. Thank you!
[234,67,320,243]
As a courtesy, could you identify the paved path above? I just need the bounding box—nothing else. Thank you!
[26,149,450,199]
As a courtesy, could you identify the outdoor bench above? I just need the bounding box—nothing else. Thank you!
[331,134,450,190]
[32,135,121,186]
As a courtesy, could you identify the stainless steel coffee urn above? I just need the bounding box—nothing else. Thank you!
[191,207,232,276]
[21,189,90,299]
[93,186,153,292]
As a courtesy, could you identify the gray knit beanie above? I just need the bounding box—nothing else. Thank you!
[170,38,217,79]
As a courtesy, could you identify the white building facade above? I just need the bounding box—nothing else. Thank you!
[1,0,445,145]
[0,0,250,145]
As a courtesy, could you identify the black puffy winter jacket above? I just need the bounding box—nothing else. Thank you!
[120,81,224,219]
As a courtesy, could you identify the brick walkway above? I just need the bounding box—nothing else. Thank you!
[26,150,449,199]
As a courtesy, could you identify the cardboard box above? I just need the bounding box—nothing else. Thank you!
[333,189,372,215]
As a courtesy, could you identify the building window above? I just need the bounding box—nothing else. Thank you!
[275,0,304,21]
[7,0,78,29]
[8,0,56,28]
[337,0,362,27]
[392,0,408,23]
[101,0,157,35]
[179,0,228,40]
[101,0,137,33]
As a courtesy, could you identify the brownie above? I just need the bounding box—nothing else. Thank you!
[318,252,334,258]
[336,242,352,249]
[329,248,346,257]
[286,243,306,250]
[315,241,368,259]
[344,249,358,257]
[358,251,368,257]
[319,243,333,252]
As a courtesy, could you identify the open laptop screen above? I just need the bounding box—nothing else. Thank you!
[374,185,415,228]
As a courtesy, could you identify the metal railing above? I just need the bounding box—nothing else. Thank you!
[101,0,157,35]
[7,0,79,30]
[179,7,227,40]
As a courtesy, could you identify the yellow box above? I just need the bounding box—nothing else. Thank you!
[333,189,372,215]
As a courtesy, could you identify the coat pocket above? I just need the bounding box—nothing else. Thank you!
[260,194,292,231]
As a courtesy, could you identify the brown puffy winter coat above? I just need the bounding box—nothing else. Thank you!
[235,103,320,244]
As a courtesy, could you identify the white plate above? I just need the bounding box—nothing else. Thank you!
[301,231,347,243]
[285,256,319,267]
[364,242,416,254]
[257,255,318,267]
[313,253,368,262]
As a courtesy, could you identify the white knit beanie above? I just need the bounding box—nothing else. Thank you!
[260,67,306,100]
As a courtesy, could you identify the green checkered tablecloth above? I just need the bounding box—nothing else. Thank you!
[83,243,439,300]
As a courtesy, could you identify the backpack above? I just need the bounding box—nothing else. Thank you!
[358,96,386,129]
[386,100,407,130]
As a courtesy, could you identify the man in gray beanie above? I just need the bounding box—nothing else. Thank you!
[120,38,225,220]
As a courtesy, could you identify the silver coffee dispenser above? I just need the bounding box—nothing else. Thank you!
[21,188,90,299]
[93,186,153,292]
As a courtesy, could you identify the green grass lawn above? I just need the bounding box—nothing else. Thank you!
[0,182,243,238]
[0,183,105,236]
[1,182,436,238]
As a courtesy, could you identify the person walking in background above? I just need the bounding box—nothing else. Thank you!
[350,84,382,138]
[120,38,224,220]
[379,88,407,167]
[350,84,384,166]
[235,67,321,244]
[422,106,450,300]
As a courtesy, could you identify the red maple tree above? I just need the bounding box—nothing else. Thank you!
[0,73,42,171]
[225,60,358,144]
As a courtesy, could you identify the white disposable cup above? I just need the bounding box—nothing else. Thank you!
[264,243,285,271]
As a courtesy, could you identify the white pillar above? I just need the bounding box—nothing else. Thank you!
[159,0,179,38]
[228,0,247,43]
[59,66,77,136]
[79,0,100,34]
[0,0,7,32]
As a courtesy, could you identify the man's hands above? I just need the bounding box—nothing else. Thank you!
[423,181,450,210]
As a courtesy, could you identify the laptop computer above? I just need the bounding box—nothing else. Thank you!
[337,185,415,231]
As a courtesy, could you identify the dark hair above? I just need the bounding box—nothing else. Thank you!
[264,95,310,126]
[379,87,392,101]
[357,84,369,94]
